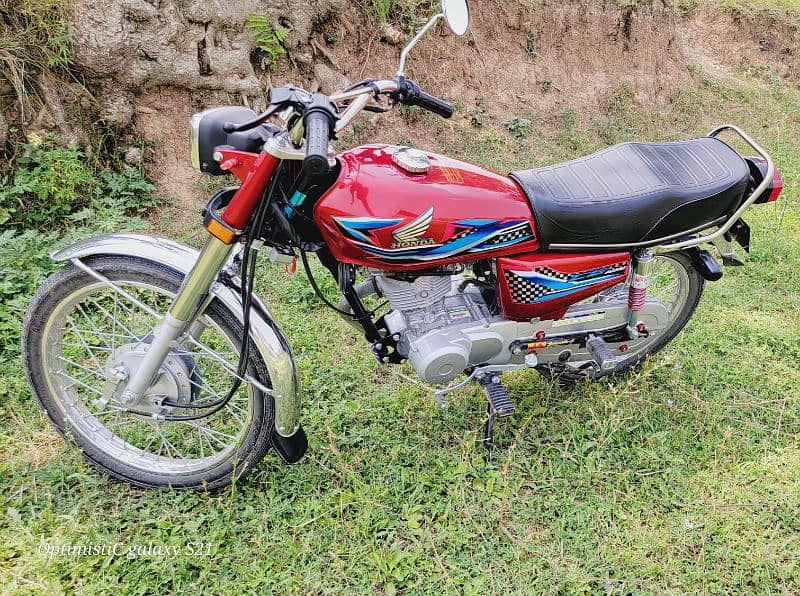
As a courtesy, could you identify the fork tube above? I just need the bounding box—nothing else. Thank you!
[121,152,280,405]
[119,236,234,404]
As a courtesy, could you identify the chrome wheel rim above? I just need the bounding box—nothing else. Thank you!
[40,278,254,476]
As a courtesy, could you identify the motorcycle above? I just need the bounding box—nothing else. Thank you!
[22,0,783,490]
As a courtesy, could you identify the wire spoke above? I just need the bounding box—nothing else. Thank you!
[65,320,107,370]
[150,421,184,459]
[57,355,106,381]
[88,297,140,341]
[54,369,103,396]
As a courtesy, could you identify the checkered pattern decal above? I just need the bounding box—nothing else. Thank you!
[505,262,628,304]
[484,223,534,246]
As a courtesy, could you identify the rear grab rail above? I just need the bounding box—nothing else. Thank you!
[657,124,775,253]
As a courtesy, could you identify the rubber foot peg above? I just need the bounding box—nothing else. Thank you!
[272,424,308,464]
[587,335,617,370]
[480,379,515,418]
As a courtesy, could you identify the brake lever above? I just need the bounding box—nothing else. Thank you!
[222,105,280,134]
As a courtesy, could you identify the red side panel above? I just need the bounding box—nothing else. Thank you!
[314,145,540,271]
[497,253,631,321]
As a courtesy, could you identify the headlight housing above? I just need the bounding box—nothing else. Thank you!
[189,106,270,176]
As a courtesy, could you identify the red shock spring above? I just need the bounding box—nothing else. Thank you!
[627,285,647,311]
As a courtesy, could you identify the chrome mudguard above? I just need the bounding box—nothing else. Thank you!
[51,233,301,437]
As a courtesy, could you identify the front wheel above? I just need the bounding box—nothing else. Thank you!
[22,255,274,490]
[539,252,705,383]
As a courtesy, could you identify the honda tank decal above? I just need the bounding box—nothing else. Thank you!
[504,263,628,303]
[333,212,535,262]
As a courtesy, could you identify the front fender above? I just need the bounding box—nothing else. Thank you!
[51,233,301,438]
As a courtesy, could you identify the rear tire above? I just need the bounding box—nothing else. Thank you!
[22,256,274,491]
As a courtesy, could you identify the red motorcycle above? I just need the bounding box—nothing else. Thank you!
[22,0,782,490]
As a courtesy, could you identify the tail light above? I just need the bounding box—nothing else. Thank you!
[745,157,783,203]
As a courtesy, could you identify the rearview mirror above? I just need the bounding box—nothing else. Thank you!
[442,0,470,36]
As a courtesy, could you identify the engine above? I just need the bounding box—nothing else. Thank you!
[377,274,497,384]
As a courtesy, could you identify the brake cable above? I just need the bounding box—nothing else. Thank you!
[126,163,285,421]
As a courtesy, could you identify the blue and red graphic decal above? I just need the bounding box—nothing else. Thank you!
[505,263,628,303]
[333,211,535,262]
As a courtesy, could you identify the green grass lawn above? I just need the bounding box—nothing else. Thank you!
[2,58,800,594]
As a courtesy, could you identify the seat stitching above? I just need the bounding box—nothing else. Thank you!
[636,142,682,185]
[664,146,701,186]
[585,154,616,198]
[685,142,719,181]
[630,143,671,191]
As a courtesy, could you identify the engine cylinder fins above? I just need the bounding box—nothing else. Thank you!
[375,274,453,311]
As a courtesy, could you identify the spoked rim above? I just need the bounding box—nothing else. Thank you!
[40,279,254,476]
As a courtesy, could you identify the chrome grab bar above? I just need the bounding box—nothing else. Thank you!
[657,124,775,253]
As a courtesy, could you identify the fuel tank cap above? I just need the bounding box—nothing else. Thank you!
[392,147,430,174]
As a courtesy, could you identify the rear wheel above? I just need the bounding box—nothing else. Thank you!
[22,256,274,490]
[539,252,704,384]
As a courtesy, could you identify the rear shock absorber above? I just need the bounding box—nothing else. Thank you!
[627,248,655,337]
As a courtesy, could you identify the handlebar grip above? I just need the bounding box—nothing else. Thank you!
[303,110,331,177]
[415,91,454,119]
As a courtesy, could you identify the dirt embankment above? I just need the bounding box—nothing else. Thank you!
[2,0,797,213]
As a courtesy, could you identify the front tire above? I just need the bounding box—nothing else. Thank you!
[22,255,274,490]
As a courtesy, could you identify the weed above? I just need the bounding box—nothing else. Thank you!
[468,106,487,127]
[244,14,290,70]
[504,116,532,138]
[0,0,74,120]
[524,32,538,54]
[399,104,422,122]
[361,0,431,28]
[0,137,157,230]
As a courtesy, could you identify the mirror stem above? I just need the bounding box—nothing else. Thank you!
[396,13,443,77]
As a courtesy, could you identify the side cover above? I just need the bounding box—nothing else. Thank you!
[314,145,540,271]
[497,252,631,321]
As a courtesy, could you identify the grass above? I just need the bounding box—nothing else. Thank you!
[0,0,74,125]
[2,41,800,596]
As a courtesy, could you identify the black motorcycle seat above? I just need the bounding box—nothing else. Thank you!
[510,138,750,249]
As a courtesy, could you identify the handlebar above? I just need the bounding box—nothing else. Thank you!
[413,90,454,119]
[394,77,454,119]
[302,93,338,176]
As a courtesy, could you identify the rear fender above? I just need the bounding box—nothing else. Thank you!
[50,233,302,439]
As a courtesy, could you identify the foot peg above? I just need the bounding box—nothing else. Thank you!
[480,376,515,418]
[479,376,515,449]
[586,335,617,371]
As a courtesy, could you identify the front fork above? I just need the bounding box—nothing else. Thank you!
[119,237,235,404]
[120,149,280,405]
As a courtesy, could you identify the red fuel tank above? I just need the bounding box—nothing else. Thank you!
[314,145,539,271]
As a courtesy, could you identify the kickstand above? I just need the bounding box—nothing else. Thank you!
[483,402,496,450]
